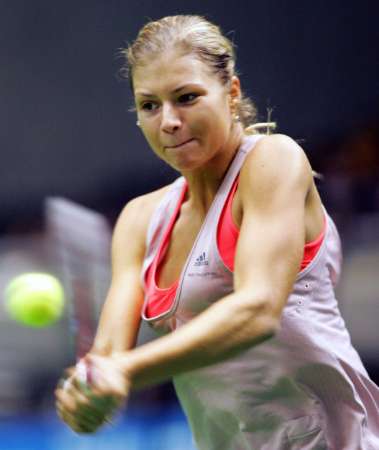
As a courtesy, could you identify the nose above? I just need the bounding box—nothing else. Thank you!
[161,103,181,134]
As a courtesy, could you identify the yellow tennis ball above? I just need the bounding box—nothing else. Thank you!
[4,273,65,327]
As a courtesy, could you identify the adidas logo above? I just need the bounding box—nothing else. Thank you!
[194,251,209,266]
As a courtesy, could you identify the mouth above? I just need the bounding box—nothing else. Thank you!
[165,138,194,149]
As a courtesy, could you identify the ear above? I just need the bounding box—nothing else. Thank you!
[229,76,241,102]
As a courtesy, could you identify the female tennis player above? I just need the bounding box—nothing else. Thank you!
[55,15,379,449]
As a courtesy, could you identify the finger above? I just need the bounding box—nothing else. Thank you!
[73,405,113,433]
[78,402,110,423]
[57,382,114,422]
[64,366,76,378]
[55,388,77,414]
[56,366,75,388]
[57,399,108,433]
[79,356,128,405]
[65,406,110,434]
[67,418,96,434]
[59,377,92,404]
[57,370,75,392]
[56,403,65,422]
[55,385,92,419]
[71,375,90,394]
[72,421,102,434]
[56,403,75,428]
[57,376,70,390]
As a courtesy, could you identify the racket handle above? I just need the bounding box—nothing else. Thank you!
[76,359,118,416]
[60,359,116,429]
[62,359,91,392]
[76,359,92,388]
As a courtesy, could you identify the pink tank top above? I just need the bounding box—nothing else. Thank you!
[145,175,326,318]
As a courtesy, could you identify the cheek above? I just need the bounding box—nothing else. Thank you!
[193,105,228,135]
[201,108,231,142]
[141,122,160,149]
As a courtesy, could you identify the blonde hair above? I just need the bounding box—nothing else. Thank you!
[119,15,275,133]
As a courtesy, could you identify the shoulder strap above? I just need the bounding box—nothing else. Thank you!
[205,134,264,222]
[140,177,185,287]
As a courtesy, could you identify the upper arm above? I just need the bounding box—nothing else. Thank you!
[92,191,164,354]
[234,134,313,319]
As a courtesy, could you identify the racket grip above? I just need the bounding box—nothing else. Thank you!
[76,359,117,415]
[76,359,92,388]
[61,358,117,423]
[62,359,92,392]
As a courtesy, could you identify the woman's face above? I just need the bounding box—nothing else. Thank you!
[133,50,241,173]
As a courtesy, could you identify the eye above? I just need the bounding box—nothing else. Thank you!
[140,101,159,112]
[178,93,198,104]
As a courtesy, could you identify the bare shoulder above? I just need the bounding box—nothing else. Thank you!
[240,134,313,198]
[111,184,171,264]
[116,185,170,231]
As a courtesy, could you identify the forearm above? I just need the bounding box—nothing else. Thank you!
[91,318,141,356]
[118,292,278,389]
[90,274,144,355]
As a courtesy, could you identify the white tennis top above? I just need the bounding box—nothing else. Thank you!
[141,135,379,450]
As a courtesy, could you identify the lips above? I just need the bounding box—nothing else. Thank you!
[165,138,194,149]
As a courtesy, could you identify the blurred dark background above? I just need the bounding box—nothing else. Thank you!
[0,1,378,449]
[1,0,378,230]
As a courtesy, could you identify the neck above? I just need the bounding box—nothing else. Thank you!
[182,126,244,213]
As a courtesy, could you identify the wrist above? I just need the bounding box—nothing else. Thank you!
[112,351,137,389]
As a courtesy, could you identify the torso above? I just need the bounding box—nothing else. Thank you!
[139,135,379,449]
[152,168,324,289]
[157,198,205,288]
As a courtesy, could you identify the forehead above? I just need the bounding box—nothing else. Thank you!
[133,50,218,95]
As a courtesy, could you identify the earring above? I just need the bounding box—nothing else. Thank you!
[136,120,140,127]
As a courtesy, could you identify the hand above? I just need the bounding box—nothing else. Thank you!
[55,356,128,434]
[55,365,107,434]
[82,353,131,403]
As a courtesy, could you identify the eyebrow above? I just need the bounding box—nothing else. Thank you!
[135,83,204,97]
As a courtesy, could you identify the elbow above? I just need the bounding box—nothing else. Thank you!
[255,313,280,343]
[237,292,281,341]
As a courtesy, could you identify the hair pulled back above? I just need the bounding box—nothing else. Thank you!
[119,15,260,130]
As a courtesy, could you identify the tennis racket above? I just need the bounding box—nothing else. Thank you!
[45,197,111,388]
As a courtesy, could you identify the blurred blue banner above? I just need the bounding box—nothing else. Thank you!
[0,406,196,450]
